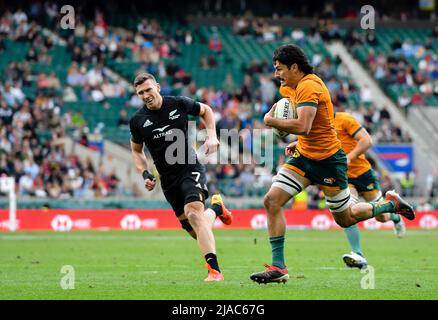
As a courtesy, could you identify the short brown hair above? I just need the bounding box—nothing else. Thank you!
[133,72,157,88]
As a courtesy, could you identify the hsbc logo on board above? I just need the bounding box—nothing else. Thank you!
[311,214,332,230]
[51,215,73,232]
[50,215,91,231]
[121,214,141,230]
[0,219,20,231]
[419,214,438,229]
[250,214,267,229]
[120,214,158,230]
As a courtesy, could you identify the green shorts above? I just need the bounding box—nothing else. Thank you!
[284,148,348,190]
[348,169,381,194]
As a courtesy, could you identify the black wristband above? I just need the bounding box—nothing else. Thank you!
[142,170,155,180]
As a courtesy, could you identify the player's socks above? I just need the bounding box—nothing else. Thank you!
[269,235,285,269]
[390,213,401,224]
[343,224,363,256]
[211,204,223,217]
[372,200,396,217]
[205,253,220,272]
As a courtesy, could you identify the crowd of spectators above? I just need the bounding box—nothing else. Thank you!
[342,104,412,144]
[0,78,123,198]
[195,0,434,21]
[0,5,424,204]
[344,25,438,115]
[0,9,124,199]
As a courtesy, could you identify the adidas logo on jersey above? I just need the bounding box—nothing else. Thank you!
[143,119,153,127]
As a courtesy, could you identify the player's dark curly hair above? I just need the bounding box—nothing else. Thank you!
[133,72,157,88]
[273,44,314,74]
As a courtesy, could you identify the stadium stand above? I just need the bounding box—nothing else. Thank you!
[0,11,125,200]
[346,27,438,111]
[0,1,437,210]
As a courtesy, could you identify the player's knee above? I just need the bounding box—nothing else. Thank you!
[331,210,355,228]
[264,193,281,213]
[349,204,359,217]
[184,202,203,224]
[263,193,272,210]
[347,205,365,225]
[186,211,203,228]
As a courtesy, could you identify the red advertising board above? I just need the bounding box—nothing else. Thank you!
[1,209,437,232]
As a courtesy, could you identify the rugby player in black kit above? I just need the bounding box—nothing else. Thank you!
[129,73,233,282]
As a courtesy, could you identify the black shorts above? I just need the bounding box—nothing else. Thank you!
[161,165,209,218]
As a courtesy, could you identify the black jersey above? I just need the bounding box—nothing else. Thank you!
[129,96,201,178]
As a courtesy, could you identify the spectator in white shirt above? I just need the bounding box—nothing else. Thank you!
[360,84,373,103]
[19,172,34,196]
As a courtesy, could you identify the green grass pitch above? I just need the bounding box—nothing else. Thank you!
[1,229,437,299]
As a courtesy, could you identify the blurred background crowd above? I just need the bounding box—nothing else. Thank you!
[1,0,437,209]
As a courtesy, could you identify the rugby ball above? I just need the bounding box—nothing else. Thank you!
[272,98,295,138]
